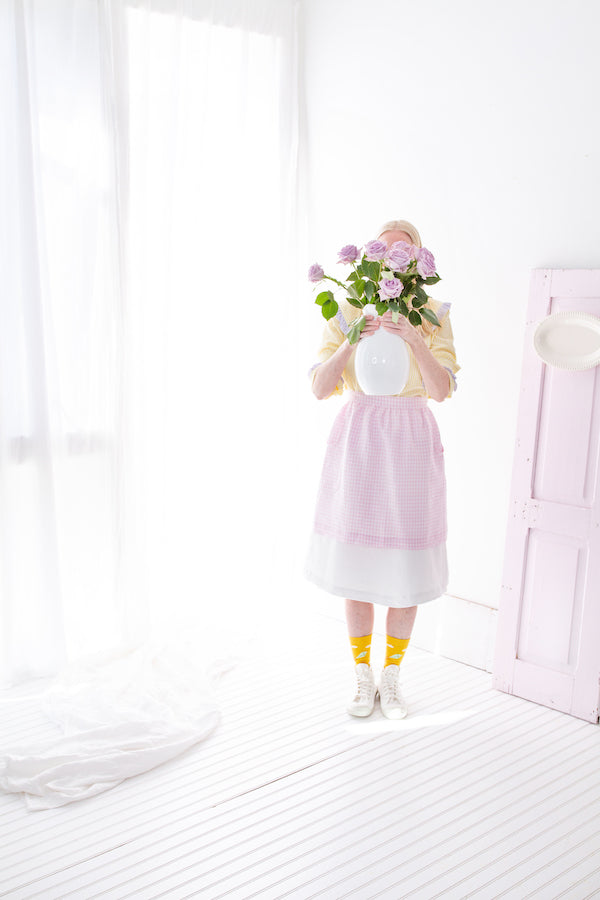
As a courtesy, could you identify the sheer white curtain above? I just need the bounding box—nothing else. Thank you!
[0,0,302,688]
[1,0,122,686]
[112,0,303,646]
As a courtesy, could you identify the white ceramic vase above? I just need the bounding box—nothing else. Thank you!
[354,305,410,395]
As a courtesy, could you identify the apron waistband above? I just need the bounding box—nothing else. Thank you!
[346,392,427,409]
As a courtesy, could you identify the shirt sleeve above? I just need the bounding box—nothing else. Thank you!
[308,312,347,398]
[428,304,460,399]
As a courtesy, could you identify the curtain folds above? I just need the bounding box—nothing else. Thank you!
[1,0,301,689]
[0,0,301,808]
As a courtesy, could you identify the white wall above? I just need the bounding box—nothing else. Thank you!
[299,0,600,618]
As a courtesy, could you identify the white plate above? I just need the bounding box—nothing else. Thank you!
[533,311,600,370]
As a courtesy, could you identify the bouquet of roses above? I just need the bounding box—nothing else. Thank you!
[308,239,442,344]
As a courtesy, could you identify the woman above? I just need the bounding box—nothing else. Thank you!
[305,219,460,719]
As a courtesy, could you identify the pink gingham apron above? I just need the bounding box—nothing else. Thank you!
[313,392,446,551]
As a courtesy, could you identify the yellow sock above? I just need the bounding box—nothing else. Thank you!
[349,634,372,666]
[385,635,410,667]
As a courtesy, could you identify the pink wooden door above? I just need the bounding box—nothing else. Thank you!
[493,269,600,723]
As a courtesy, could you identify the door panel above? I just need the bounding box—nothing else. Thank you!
[517,529,585,672]
[533,366,598,506]
[493,269,600,723]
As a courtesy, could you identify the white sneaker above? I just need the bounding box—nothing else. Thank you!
[347,663,376,717]
[379,665,408,719]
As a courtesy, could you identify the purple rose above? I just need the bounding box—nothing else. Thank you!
[385,244,411,272]
[389,240,418,261]
[364,239,388,261]
[416,247,436,278]
[337,244,360,264]
[378,274,404,299]
[308,263,325,283]
[390,240,412,254]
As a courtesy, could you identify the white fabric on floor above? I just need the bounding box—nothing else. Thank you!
[0,639,229,810]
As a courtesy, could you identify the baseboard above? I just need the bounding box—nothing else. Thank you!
[411,594,499,673]
[303,582,499,673]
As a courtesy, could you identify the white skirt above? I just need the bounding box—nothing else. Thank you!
[305,532,448,608]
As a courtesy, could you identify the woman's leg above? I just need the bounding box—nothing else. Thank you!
[345,599,376,716]
[384,604,417,666]
[379,605,417,719]
[386,605,417,639]
[346,598,374,637]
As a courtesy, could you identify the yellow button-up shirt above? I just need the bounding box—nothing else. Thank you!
[309,296,460,400]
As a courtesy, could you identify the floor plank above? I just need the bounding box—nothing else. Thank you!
[1,609,599,900]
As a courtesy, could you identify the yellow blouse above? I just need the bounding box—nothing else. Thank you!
[309,296,460,400]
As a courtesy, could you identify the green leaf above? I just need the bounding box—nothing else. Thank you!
[364,280,376,300]
[388,301,400,313]
[347,317,366,345]
[414,285,428,304]
[347,279,366,301]
[420,306,441,327]
[398,299,409,316]
[356,261,366,276]
[424,275,441,285]
[315,290,334,307]
[363,260,381,282]
[412,295,427,309]
[408,309,422,327]
[347,271,359,283]
[375,301,388,316]
[346,296,364,310]
[322,298,339,320]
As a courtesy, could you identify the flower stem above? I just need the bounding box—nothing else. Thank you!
[324,275,346,290]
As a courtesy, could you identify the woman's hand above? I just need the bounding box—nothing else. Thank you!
[380,309,423,349]
[378,309,450,401]
[357,313,381,343]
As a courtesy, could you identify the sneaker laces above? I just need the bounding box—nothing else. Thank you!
[354,668,373,702]
[381,668,403,703]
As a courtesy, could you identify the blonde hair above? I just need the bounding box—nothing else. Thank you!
[377,219,422,248]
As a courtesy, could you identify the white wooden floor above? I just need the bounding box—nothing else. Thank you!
[2,608,600,900]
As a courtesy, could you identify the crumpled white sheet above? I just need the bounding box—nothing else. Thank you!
[0,638,231,810]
